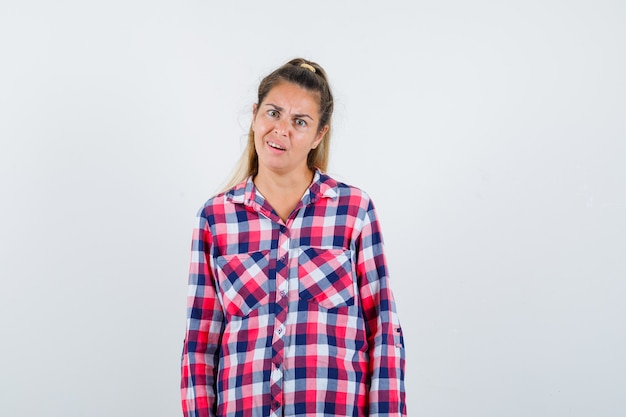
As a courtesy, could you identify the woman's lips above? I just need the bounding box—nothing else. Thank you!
[267,141,286,151]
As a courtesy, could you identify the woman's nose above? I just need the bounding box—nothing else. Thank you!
[274,118,289,135]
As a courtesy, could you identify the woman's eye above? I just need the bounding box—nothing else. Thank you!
[295,119,307,127]
[268,110,279,117]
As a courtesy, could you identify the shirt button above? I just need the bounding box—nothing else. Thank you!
[279,290,287,298]
[276,326,284,335]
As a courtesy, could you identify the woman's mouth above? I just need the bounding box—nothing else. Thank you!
[268,141,286,151]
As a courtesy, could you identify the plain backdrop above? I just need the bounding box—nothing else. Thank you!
[1,1,625,416]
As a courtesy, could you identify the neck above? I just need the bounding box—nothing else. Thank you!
[254,167,315,196]
[253,167,315,222]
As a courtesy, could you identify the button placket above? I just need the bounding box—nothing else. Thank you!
[270,224,290,414]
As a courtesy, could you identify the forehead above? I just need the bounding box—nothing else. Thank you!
[261,82,321,113]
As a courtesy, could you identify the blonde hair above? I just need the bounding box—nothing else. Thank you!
[222,58,334,191]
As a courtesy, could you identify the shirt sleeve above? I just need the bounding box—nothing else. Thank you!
[181,213,225,417]
[356,197,407,417]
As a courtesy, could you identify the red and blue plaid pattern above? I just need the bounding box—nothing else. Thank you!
[181,170,406,417]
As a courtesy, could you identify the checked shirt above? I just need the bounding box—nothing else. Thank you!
[181,170,406,417]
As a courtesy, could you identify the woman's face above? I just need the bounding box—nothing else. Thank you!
[252,81,328,179]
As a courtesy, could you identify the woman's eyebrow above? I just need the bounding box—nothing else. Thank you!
[294,113,314,121]
[264,103,283,112]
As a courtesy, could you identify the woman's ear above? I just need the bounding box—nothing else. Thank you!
[312,125,329,149]
[252,103,258,127]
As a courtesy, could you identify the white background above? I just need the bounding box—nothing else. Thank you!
[1,1,625,416]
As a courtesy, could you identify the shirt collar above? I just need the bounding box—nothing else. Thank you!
[226,168,338,209]
[306,169,338,203]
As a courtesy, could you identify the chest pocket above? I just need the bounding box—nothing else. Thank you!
[298,247,354,309]
[216,251,270,317]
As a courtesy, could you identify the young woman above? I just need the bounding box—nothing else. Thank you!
[181,58,406,417]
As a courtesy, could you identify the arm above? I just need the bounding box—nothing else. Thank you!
[181,214,225,417]
[356,198,407,417]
